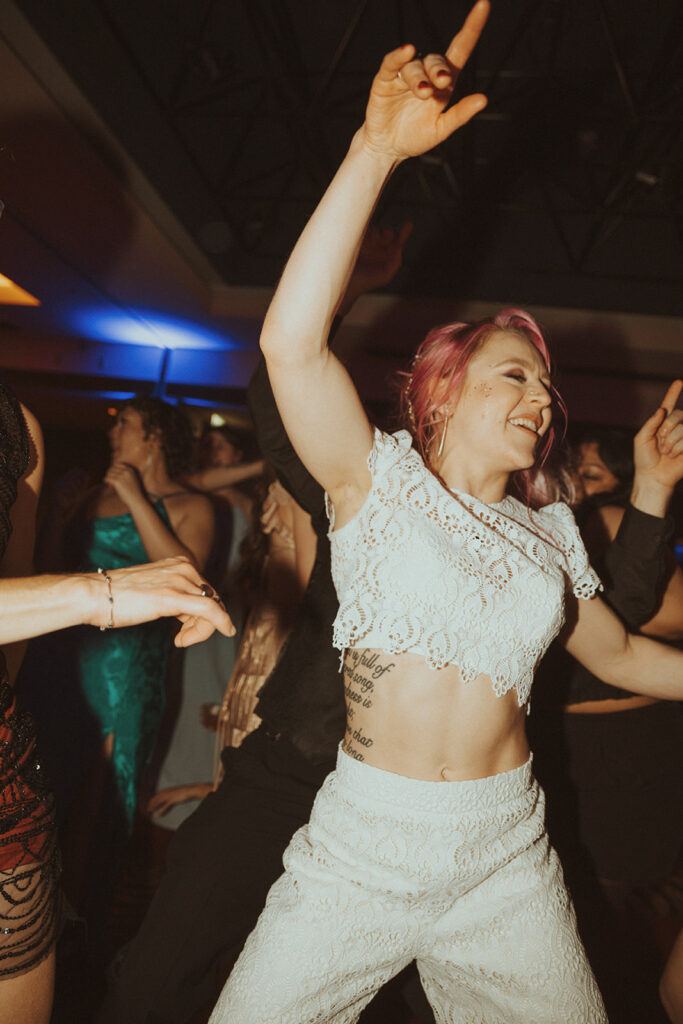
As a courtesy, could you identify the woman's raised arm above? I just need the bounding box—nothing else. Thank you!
[260,1,489,519]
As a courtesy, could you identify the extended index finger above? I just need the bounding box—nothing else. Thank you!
[660,379,683,416]
[445,0,491,72]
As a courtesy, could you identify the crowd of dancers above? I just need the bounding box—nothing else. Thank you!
[1,4,682,1022]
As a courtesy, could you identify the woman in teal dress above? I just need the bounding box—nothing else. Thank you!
[26,397,215,932]
[77,496,182,831]
[76,398,214,834]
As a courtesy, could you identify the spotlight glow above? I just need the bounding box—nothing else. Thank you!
[71,307,239,351]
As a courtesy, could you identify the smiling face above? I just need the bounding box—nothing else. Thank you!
[440,330,553,495]
[108,406,156,470]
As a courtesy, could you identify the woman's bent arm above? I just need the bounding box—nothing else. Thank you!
[561,592,683,700]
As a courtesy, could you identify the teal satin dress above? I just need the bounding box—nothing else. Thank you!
[76,500,173,832]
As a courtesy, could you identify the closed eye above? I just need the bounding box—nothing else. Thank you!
[505,372,526,383]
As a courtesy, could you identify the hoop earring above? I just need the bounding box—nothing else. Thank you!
[437,414,449,458]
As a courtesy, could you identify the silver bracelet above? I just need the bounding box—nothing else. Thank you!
[97,567,115,630]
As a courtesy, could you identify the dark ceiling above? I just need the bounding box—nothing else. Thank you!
[13,0,683,318]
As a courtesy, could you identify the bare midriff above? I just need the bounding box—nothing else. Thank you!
[341,648,530,782]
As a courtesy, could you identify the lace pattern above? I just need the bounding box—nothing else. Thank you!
[328,429,602,706]
[211,748,607,1023]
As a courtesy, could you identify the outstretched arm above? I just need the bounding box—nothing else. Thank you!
[0,557,235,648]
[560,592,683,701]
[260,2,489,523]
[186,460,265,492]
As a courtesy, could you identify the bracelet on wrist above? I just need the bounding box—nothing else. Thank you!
[97,567,115,630]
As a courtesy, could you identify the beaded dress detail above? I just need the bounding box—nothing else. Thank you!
[328,429,602,705]
[0,384,60,977]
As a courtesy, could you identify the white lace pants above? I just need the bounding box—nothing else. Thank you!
[209,748,607,1024]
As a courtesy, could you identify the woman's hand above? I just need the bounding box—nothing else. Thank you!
[89,557,236,645]
[147,782,212,817]
[360,0,489,162]
[104,461,146,508]
[632,380,683,502]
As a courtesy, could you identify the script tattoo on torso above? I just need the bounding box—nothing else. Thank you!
[341,649,395,762]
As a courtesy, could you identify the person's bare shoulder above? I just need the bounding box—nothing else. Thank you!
[164,488,214,521]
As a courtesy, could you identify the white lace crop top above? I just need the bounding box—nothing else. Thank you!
[326,428,602,706]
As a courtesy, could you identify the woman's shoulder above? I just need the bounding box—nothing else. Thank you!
[161,487,214,517]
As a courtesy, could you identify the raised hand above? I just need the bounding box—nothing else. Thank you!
[104,461,146,507]
[634,380,683,493]
[360,0,489,162]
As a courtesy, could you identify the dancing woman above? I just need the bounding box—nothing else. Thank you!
[210,4,683,1021]
[0,383,234,1024]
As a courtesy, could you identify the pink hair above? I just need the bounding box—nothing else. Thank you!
[398,308,567,508]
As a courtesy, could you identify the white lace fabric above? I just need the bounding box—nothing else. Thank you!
[327,429,602,707]
[210,748,608,1024]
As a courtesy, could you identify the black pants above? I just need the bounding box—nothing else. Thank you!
[97,728,330,1024]
[530,701,683,1024]
[531,700,683,885]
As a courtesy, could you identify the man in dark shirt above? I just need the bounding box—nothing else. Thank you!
[97,232,416,1024]
[98,276,679,1024]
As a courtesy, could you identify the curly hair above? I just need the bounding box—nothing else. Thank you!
[398,308,567,508]
[124,396,194,479]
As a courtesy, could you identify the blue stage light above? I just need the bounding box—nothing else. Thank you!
[71,307,240,351]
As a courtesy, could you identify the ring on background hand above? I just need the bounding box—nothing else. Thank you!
[200,583,213,598]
